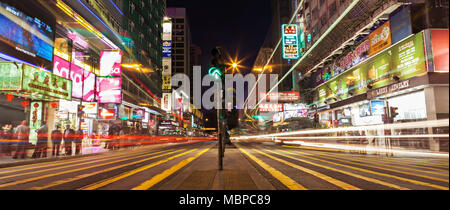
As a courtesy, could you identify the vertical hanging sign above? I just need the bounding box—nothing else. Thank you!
[282,24,300,59]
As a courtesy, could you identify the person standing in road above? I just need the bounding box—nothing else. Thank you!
[74,129,83,155]
[13,120,30,159]
[51,125,63,156]
[32,122,48,158]
[63,124,75,156]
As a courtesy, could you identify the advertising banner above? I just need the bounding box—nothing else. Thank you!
[162,58,172,76]
[53,56,70,79]
[284,103,307,111]
[162,75,172,90]
[316,32,426,105]
[430,29,449,72]
[82,102,98,114]
[22,64,72,100]
[99,50,122,77]
[0,62,22,90]
[261,92,300,102]
[162,93,172,112]
[69,64,83,98]
[259,103,283,112]
[98,107,116,120]
[82,69,96,102]
[96,77,122,103]
[369,21,392,56]
[163,40,172,58]
[282,24,300,59]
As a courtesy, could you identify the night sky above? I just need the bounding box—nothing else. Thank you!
[166,0,271,74]
[166,0,272,127]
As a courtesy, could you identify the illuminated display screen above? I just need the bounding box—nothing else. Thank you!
[83,69,95,102]
[70,63,83,98]
[0,2,53,61]
[100,50,122,77]
[53,56,70,79]
[96,77,121,103]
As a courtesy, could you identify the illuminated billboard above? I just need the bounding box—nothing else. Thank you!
[259,103,283,112]
[22,64,72,100]
[69,63,84,98]
[0,2,54,62]
[96,77,122,103]
[162,40,172,58]
[53,56,70,79]
[282,24,300,59]
[83,69,96,102]
[99,50,122,77]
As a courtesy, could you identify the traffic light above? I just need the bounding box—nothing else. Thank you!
[209,47,224,80]
[77,105,85,117]
[390,107,399,118]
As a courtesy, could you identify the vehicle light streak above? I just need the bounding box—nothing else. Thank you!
[232,119,449,139]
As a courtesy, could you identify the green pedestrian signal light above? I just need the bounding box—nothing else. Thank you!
[208,66,223,80]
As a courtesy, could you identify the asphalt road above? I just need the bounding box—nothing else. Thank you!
[0,140,448,190]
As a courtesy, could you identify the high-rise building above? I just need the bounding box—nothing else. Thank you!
[166,8,191,78]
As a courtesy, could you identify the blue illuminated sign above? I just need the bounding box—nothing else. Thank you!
[162,40,172,57]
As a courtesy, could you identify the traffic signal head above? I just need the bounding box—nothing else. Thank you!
[77,105,85,116]
[390,107,399,118]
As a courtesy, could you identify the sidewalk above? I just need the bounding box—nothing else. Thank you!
[0,144,109,168]
[155,143,276,190]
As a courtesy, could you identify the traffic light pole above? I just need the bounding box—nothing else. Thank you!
[217,84,223,170]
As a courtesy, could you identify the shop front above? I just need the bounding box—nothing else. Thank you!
[0,62,73,145]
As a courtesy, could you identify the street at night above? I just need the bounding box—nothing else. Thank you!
[0,0,449,208]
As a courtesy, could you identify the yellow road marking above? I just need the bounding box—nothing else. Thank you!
[132,148,211,190]
[273,149,410,190]
[0,149,180,189]
[252,149,360,190]
[282,149,448,190]
[79,149,198,190]
[0,148,159,175]
[300,150,449,181]
[238,147,307,190]
[28,149,185,190]
[0,148,174,181]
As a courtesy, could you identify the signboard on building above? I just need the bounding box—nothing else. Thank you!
[99,50,122,77]
[261,92,300,102]
[316,32,426,106]
[282,24,300,59]
[162,93,172,112]
[53,56,70,79]
[0,62,22,90]
[259,103,283,112]
[162,75,172,90]
[163,40,172,58]
[22,64,72,100]
[369,21,392,56]
[96,77,122,103]
[162,58,172,76]
[98,107,117,120]
[29,101,42,145]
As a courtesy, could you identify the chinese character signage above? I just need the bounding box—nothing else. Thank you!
[28,101,42,145]
[162,93,172,112]
[22,64,72,100]
[162,75,172,90]
[282,24,300,59]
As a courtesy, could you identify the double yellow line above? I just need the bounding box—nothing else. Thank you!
[80,148,210,190]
